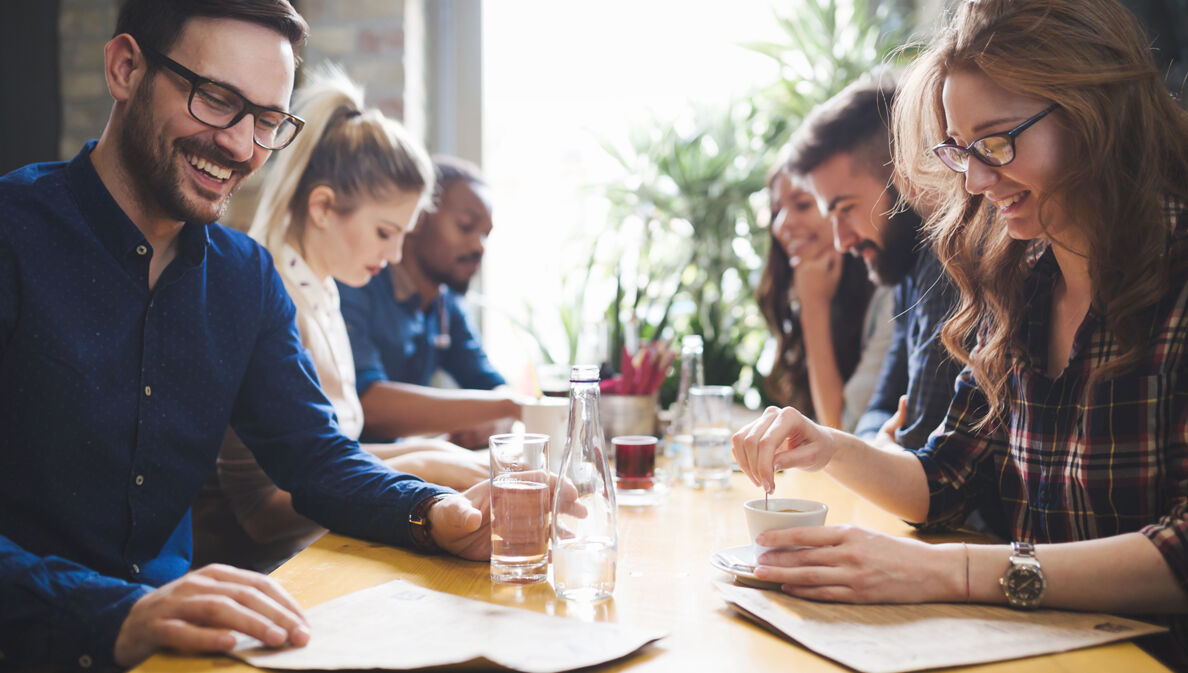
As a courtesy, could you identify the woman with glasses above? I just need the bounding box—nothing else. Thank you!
[732,0,1188,659]
[192,66,488,573]
[756,158,892,432]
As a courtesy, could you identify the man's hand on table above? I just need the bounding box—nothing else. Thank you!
[113,564,309,667]
[427,485,490,560]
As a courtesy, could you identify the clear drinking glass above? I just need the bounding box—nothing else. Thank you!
[489,433,551,583]
[689,385,733,489]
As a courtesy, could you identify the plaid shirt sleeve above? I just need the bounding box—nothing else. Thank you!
[913,366,1009,528]
[1139,303,1188,589]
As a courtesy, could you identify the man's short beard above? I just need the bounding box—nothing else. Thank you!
[868,202,922,287]
[116,72,239,225]
[445,276,471,294]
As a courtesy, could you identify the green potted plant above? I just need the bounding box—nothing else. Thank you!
[592,0,917,409]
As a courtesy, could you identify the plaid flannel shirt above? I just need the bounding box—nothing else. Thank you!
[916,199,1188,586]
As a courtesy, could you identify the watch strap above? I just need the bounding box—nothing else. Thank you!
[408,493,451,553]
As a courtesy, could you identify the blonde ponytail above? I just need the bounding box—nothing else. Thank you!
[249,63,434,260]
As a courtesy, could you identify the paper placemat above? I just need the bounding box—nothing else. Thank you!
[230,579,663,672]
[716,582,1164,673]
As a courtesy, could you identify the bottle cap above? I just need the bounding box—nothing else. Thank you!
[569,364,600,383]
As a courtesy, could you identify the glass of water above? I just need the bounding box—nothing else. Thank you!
[489,433,551,583]
[689,386,733,489]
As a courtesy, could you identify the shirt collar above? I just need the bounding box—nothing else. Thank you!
[280,243,340,314]
[66,140,209,273]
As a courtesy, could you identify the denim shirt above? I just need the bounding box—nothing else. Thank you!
[0,142,450,670]
[853,245,963,450]
[338,266,505,404]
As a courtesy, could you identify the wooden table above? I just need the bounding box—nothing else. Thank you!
[136,471,1170,672]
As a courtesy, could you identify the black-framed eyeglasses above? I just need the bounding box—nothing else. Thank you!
[930,103,1059,174]
[141,46,304,151]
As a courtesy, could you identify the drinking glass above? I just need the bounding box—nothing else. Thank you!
[489,433,551,583]
[689,386,733,489]
[612,435,667,506]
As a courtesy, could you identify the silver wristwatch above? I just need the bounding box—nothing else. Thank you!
[1000,541,1046,609]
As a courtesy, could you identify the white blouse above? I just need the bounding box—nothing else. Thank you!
[275,244,364,439]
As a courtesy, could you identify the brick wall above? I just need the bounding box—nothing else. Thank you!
[55,0,412,231]
[58,0,119,161]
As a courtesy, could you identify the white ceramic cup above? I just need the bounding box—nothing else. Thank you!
[743,498,828,558]
[521,397,569,471]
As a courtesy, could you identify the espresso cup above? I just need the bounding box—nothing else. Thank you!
[743,498,828,558]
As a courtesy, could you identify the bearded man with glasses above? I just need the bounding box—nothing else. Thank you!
[0,1,501,669]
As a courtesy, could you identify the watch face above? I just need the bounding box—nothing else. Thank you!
[1006,566,1046,602]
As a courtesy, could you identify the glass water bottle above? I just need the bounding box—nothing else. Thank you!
[666,335,704,484]
[550,365,617,601]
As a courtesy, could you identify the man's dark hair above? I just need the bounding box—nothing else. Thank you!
[431,154,485,206]
[115,0,308,57]
[786,75,896,181]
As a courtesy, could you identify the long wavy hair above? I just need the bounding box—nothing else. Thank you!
[893,0,1188,428]
[249,64,434,260]
[757,165,875,413]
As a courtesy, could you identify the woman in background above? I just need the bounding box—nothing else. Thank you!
[193,66,487,573]
[757,159,893,431]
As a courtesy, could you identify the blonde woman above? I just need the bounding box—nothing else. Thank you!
[193,67,487,572]
[733,0,1188,662]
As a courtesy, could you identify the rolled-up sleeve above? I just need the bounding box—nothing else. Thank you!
[913,367,1005,528]
[1140,358,1188,587]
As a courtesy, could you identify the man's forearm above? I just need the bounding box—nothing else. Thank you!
[360,381,520,438]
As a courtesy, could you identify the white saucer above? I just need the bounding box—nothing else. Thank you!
[709,544,781,589]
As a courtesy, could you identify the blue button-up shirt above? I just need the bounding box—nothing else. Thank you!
[338,268,505,397]
[853,245,964,451]
[0,143,451,670]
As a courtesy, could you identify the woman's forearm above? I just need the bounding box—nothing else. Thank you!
[359,382,520,438]
[821,429,932,522]
[799,298,845,429]
[966,533,1188,613]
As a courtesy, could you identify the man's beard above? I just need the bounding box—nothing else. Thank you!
[863,203,922,287]
[441,256,481,294]
[445,275,472,294]
[422,252,481,294]
[117,76,248,225]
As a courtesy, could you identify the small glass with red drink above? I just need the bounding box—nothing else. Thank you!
[611,435,668,506]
